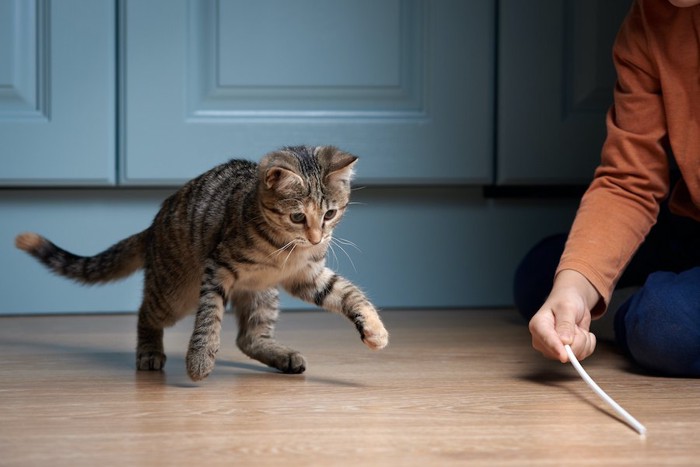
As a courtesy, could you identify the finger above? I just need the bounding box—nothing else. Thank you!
[529,313,568,363]
[555,314,577,347]
[571,329,597,361]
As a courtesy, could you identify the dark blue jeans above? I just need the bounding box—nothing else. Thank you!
[514,205,700,376]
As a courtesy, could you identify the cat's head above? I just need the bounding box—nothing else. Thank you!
[258,146,357,248]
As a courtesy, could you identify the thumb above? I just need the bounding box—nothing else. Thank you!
[555,317,575,346]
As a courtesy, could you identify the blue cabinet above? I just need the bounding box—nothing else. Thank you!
[0,0,115,185]
[120,0,494,185]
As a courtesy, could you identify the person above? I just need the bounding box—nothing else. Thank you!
[516,0,700,377]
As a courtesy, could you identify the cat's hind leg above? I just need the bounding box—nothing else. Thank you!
[233,288,307,374]
[135,268,184,371]
[135,251,196,371]
[136,302,167,371]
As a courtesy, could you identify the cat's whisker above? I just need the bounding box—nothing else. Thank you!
[327,240,341,270]
[267,239,298,259]
[281,241,299,269]
[331,238,358,273]
[334,236,362,252]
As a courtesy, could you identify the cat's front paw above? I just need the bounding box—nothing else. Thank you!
[186,348,216,381]
[282,351,307,374]
[360,313,389,350]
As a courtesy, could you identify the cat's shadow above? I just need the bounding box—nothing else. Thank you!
[2,337,135,369]
[3,337,365,389]
[192,358,366,388]
[164,361,366,389]
[218,359,279,373]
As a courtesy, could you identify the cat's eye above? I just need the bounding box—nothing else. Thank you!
[290,212,306,224]
[324,210,337,221]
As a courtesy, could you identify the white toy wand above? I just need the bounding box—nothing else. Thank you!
[564,344,647,436]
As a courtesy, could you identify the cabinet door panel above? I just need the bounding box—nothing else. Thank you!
[497,0,632,185]
[0,0,115,185]
[121,0,494,185]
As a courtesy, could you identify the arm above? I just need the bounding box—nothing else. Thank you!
[557,0,670,314]
[530,1,671,361]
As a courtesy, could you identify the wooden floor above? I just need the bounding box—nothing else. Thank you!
[1,309,699,466]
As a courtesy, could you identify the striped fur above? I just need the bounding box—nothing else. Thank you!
[15,146,388,381]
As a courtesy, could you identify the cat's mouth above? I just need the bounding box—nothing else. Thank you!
[298,234,330,248]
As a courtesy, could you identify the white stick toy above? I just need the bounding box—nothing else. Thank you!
[564,344,647,436]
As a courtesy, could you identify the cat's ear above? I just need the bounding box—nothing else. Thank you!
[327,161,356,187]
[265,166,304,193]
[316,146,358,186]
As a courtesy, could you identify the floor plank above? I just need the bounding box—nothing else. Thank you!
[0,309,698,466]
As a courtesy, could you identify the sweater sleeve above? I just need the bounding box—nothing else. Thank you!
[556,0,671,316]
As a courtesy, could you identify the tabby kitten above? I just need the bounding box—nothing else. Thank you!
[15,146,388,381]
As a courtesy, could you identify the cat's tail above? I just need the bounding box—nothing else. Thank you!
[15,230,149,285]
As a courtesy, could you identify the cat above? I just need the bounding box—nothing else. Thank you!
[15,145,389,381]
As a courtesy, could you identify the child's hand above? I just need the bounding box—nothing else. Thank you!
[528,269,600,363]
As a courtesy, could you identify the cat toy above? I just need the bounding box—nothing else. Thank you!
[564,344,647,436]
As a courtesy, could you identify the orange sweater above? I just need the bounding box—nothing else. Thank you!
[557,0,700,315]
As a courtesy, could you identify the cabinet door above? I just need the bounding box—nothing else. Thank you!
[497,0,632,185]
[121,0,494,185]
[0,0,115,185]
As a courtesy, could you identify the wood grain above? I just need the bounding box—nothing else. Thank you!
[0,309,698,466]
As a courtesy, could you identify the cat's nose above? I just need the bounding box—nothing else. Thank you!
[306,228,323,245]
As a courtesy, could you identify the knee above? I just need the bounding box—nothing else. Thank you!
[513,234,567,322]
[619,269,700,376]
